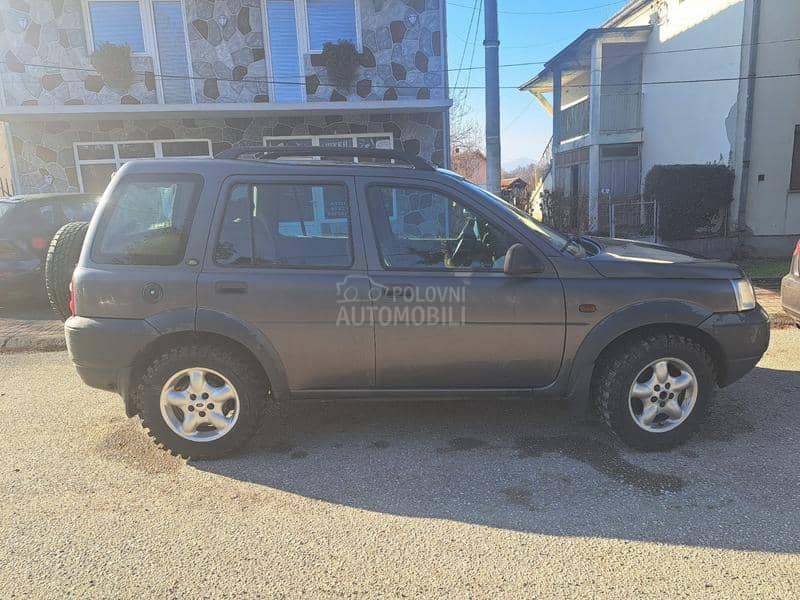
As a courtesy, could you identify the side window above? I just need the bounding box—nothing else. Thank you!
[63,200,98,223]
[366,185,517,271]
[215,183,352,268]
[92,176,201,265]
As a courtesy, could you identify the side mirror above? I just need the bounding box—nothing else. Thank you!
[503,243,545,276]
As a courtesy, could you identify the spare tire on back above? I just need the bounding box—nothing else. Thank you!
[45,221,89,321]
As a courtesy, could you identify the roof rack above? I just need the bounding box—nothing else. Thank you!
[215,146,436,172]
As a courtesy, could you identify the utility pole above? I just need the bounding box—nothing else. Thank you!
[484,0,501,195]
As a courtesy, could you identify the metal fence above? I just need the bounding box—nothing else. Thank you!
[610,201,657,241]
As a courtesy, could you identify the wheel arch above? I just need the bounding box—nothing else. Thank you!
[566,300,725,413]
[123,309,290,417]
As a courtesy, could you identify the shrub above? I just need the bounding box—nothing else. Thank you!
[644,164,734,241]
[541,189,588,234]
[90,43,134,90]
[321,40,359,89]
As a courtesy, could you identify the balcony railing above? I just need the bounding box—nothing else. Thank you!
[599,93,642,132]
[558,98,590,142]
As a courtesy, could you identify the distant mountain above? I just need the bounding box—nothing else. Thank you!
[503,157,535,172]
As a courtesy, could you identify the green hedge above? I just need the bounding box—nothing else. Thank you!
[644,164,735,241]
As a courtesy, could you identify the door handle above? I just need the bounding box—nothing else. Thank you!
[215,281,248,294]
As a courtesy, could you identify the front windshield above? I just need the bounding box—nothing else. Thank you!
[461,180,574,251]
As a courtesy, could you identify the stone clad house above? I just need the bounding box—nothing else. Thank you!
[0,0,450,194]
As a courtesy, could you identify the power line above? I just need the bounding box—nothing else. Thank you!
[502,97,537,133]
[448,0,625,16]
[3,59,800,91]
[461,0,484,95]
[447,35,800,74]
[452,0,481,94]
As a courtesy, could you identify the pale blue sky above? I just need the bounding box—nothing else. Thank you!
[445,0,628,168]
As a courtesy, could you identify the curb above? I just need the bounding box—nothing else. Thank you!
[1,334,67,354]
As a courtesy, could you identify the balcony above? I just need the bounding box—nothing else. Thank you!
[599,93,641,132]
[555,92,641,146]
[558,98,590,142]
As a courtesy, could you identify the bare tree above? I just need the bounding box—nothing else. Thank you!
[449,95,483,154]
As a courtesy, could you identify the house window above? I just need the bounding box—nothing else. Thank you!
[264,133,394,159]
[86,0,146,52]
[263,0,361,102]
[791,125,800,191]
[74,139,212,193]
[266,0,305,103]
[84,0,193,103]
[305,0,358,52]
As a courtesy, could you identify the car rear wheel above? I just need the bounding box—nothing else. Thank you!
[134,344,268,459]
[593,332,715,451]
[45,221,89,321]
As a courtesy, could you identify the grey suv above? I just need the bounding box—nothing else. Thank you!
[64,147,770,458]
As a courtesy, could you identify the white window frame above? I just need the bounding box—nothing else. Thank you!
[263,132,394,154]
[73,139,212,192]
[297,0,363,54]
[261,0,363,103]
[82,0,196,104]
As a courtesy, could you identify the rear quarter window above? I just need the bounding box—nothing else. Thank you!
[92,174,202,265]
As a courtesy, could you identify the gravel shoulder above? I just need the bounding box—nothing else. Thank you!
[0,331,798,598]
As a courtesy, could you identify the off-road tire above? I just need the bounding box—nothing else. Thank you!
[134,344,269,459]
[593,332,715,451]
[45,221,89,321]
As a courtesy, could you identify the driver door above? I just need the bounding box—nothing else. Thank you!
[358,177,566,390]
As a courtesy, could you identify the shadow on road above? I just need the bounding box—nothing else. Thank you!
[194,365,800,553]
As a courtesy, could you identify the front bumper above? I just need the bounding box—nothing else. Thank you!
[699,306,770,387]
[781,273,800,324]
[65,316,160,409]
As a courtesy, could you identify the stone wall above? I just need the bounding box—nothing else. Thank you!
[1,0,444,107]
[9,110,445,193]
[0,0,157,107]
[186,0,269,103]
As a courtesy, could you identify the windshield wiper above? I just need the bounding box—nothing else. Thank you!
[560,234,587,257]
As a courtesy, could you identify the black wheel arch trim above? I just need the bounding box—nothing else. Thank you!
[194,308,290,401]
[564,300,715,413]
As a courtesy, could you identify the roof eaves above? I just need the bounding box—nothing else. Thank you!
[602,0,652,27]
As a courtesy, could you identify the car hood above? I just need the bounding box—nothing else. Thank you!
[584,237,744,279]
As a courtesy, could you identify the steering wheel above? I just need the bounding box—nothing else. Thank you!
[449,217,477,267]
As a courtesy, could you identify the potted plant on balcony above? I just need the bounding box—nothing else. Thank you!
[320,40,360,91]
[90,43,135,91]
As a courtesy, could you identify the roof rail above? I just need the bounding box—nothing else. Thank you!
[215,146,436,172]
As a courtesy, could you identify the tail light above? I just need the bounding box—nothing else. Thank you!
[30,236,48,251]
[69,277,76,317]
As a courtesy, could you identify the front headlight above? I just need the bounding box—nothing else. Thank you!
[731,279,756,311]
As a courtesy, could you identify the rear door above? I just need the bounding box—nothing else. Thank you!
[197,174,374,392]
[357,176,566,390]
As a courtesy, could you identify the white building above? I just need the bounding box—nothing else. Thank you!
[520,0,800,257]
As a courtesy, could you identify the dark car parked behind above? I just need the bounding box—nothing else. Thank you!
[0,194,98,303]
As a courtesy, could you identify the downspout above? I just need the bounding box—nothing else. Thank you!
[736,0,761,248]
[441,0,452,169]
[3,122,20,195]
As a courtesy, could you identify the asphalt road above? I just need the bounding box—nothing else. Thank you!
[1,331,799,598]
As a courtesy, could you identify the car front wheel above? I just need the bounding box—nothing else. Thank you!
[593,332,715,450]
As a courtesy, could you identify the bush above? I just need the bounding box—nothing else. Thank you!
[541,189,588,234]
[321,40,360,89]
[644,164,734,241]
[90,43,134,90]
